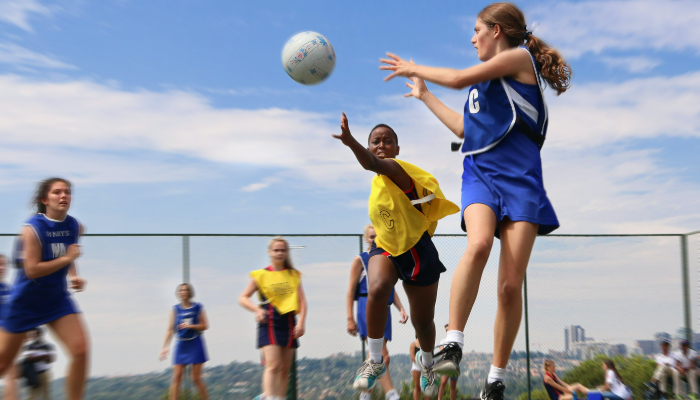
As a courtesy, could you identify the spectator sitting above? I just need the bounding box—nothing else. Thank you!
[20,327,55,400]
[652,339,680,398]
[599,359,632,400]
[543,359,588,400]
[674,339,699,399]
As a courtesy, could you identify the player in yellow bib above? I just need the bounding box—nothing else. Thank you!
[239,237,307,400]
[333,112,459,397]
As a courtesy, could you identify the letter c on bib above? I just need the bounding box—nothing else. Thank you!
[468,88,480,114]
[379,210,394,230]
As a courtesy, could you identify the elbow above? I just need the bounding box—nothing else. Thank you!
[448,72,465,90]
[24,267,40,280]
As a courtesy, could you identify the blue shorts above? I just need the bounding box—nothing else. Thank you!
[369,231,445,287]
[174,335,208,365]
[357,296,392,341]
[460,129,559,238]
[257,305,298,349]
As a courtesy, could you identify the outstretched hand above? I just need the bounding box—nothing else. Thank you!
[379,53,415,82]
[332,112,354,146]
[405,76,428,100]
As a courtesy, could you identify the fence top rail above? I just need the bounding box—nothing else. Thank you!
[0,232,694,237]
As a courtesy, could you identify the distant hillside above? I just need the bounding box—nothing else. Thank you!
[14,352,565,399]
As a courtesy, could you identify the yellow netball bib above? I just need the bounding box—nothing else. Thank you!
[369,159,459,256]
[250,268,301,315]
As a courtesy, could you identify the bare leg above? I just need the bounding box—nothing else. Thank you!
[275,348,294,397]
[492,220,537,368]
[413,370,421,400]
[404,281,439,363]
[169,365,184,400]
[0,329,26,378]
[47,313,89,400]
[3,364,18,400]
[438,375,448,399]
[190,363,209,400]
[448,204,497,332]
[366,256,399,341]
[450,378,457,400]
[377,339,395,393]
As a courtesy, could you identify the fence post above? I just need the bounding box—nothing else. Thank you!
[287,350,297,400]
[182,235,190,283]
[681,235,692,342]
[524,272,531,400]
[359,234,366,362]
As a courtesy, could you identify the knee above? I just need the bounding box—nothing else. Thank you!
[467,238,493,261]
[172,371,183,384]
[368,279,394,301]
[266,359,282,375]
[190,373,202,385]
[497,280,522,306]
[411,319,434,337]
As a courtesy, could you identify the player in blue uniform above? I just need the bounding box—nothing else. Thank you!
[346,224,409,400]
[160,283,209,400]
[0,178,88,400]
[380,3,572,400]
[0,254,18,400]
[239,237,307,400]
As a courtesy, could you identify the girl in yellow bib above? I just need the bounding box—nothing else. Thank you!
[239,237,307,400]
[333,112,459,397]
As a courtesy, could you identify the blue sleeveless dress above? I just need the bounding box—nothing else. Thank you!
[355,252,394,340]
[173,302,209,365]
[1,214,80,333]
[460,47,559,238]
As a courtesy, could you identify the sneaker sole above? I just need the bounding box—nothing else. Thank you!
[352,368,386,391]
[433,362,460,377]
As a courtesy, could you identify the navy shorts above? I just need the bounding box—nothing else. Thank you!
[369,231,445,287]
[257,304,299,349]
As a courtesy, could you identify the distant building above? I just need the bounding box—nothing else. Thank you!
[565,325,586,355]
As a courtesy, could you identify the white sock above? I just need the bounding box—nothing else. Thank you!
[421,348,433,367]
[445,330,464,348]
[368,337,384,363]
[360,392,371,400]
[487,365,506,384]
[386,389,400,400]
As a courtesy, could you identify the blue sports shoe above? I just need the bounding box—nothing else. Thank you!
[353,359,386,391]
[415,349,438,397]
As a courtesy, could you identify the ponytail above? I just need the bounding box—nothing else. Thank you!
[478,2,572,95]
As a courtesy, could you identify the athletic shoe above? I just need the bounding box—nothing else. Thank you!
[353,359,386,391]
[433,342,462,377]
[480,379,505,400]
[415,349,438,397]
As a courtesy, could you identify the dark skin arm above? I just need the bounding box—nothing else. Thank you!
[333,112,413,192]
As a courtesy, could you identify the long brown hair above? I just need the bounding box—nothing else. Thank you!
[268,236,296,271]
[603,359,624,384]
[478,2,572,95]
[32,177,72,215]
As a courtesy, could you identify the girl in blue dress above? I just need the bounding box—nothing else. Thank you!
[159,283,209,400]
[0,178,88,400]
[380,3,572,400]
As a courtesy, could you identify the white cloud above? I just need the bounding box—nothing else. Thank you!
[0,0,53,31]
[0,42,75,69]
[0,72,698,234]
[599,56,661,73]
[527,0,700,58]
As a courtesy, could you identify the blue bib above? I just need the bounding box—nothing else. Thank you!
[355,252,394,305]
[461,46,548,155]
[174,302,202,340]
[0,283,10,319]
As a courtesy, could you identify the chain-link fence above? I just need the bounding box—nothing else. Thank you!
[0,231,697,400]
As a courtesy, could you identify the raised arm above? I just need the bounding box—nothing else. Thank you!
[159,308,175,360]
[346,256,363,336]
[380,48,534,90]
[22,226,81,280]
[332,112,412,191]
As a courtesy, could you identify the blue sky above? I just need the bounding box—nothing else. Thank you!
[0,0,699,380]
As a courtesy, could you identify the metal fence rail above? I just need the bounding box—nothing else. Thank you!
[0,231,697,400]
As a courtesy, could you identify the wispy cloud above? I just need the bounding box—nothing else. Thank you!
[0,42,75,69]
[527,0,700,58]
[0,0,53,31]
[241,177,281,192]
[599,56,661,73]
